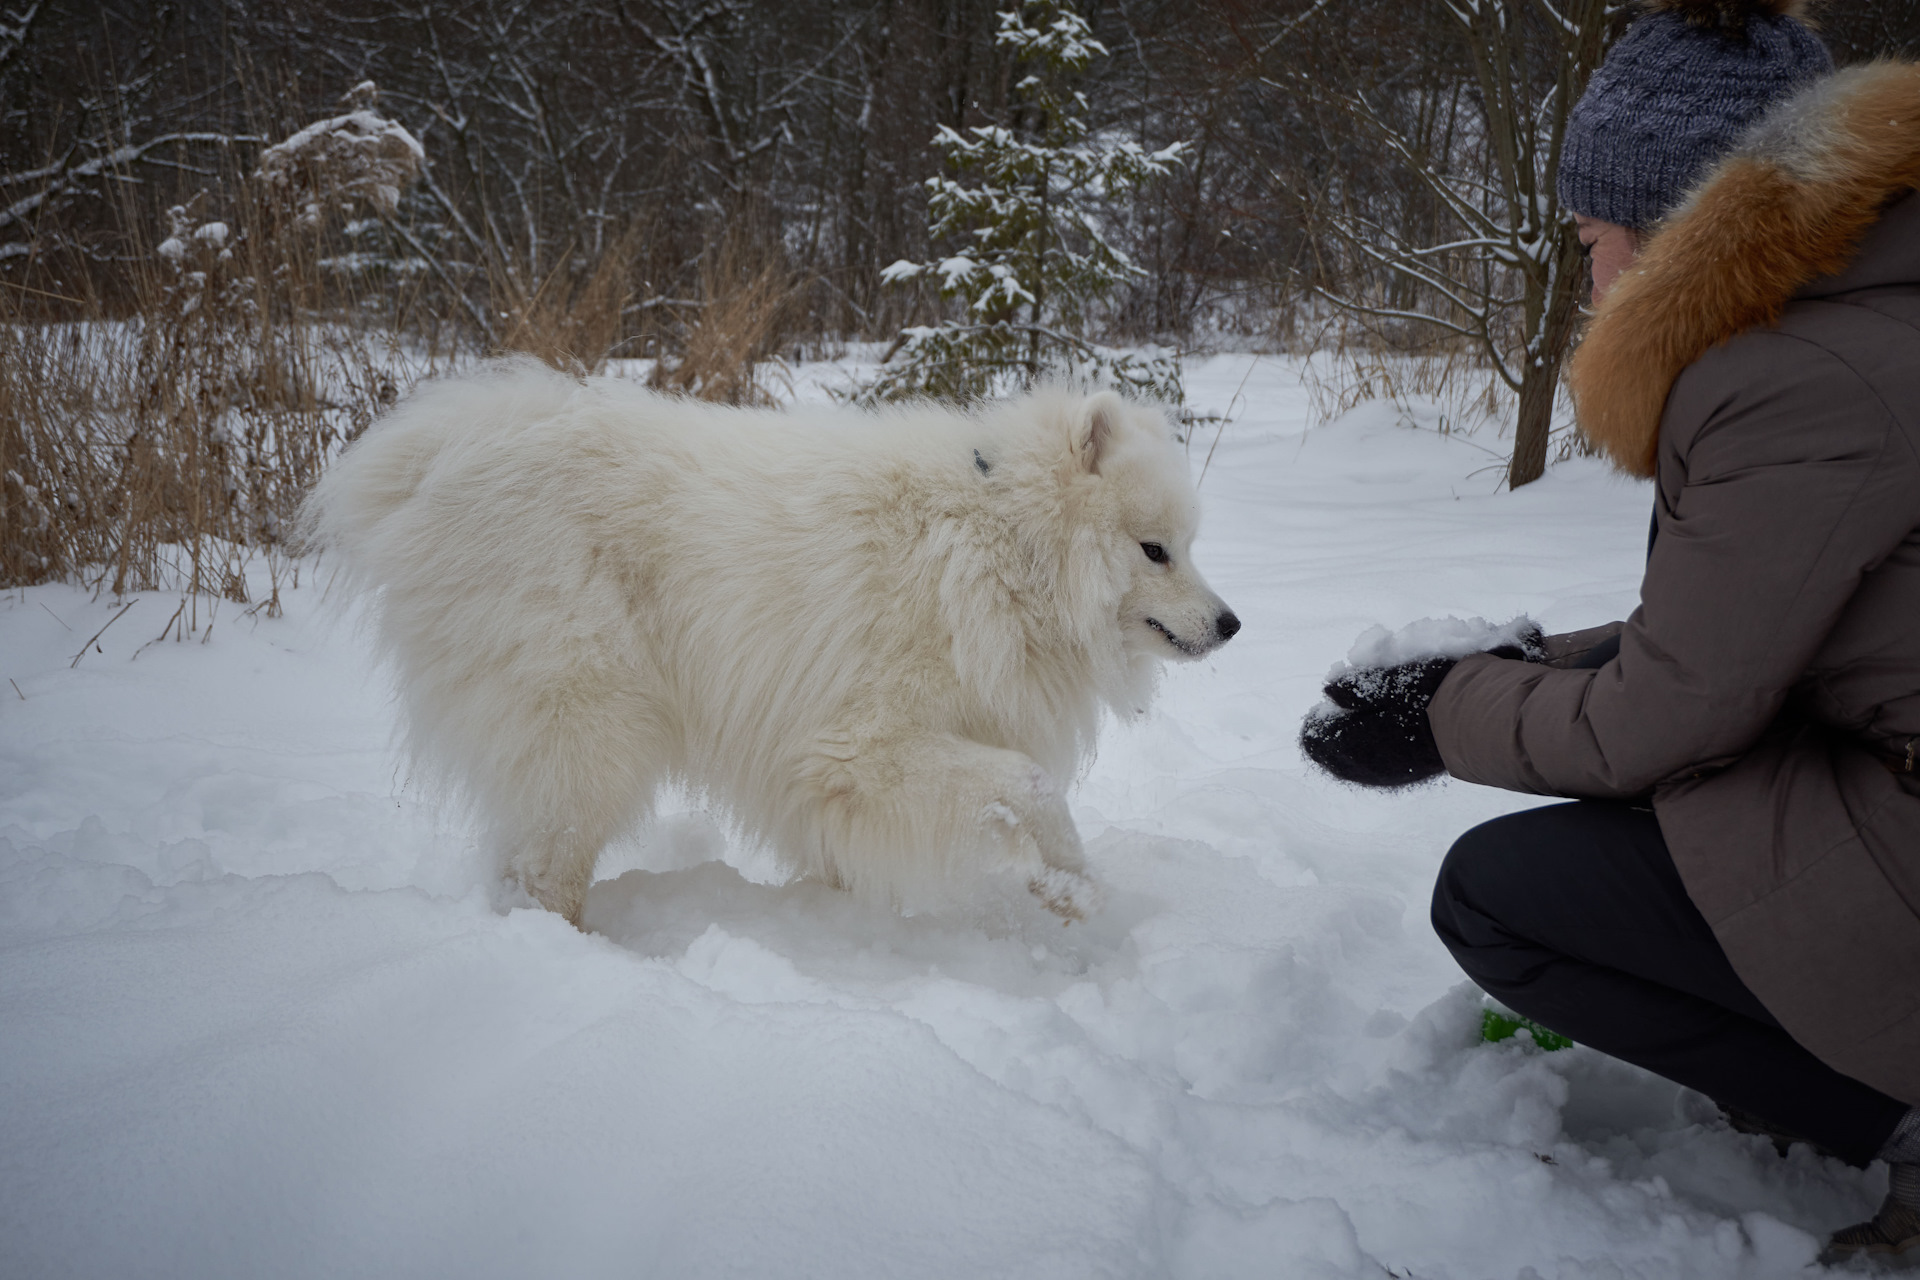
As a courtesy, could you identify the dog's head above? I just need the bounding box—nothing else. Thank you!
[1061,392,1239,664]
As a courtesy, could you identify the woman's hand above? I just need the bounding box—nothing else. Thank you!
[1302,629,1542,788]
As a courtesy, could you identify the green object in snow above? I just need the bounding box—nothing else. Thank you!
[1481,1007,1574,1052]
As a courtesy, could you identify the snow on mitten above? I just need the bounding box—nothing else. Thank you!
[1300,617,1544,789]
[1301,656,1455,787]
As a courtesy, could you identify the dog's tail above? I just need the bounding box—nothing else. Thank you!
[298,356,576,590]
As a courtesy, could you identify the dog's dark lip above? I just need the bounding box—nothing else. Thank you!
[1145,617,1206,657]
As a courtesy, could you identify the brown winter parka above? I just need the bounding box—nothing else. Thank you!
[1428,62,1920,1108]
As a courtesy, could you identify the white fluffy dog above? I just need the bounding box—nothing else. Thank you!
[303,360,1237,924]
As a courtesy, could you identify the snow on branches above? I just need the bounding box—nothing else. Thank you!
[862,1,1186,405]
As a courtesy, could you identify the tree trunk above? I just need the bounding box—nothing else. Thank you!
[1507,224,1588,489]
[1508,357,1555,489]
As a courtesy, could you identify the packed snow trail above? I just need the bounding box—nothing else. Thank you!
[0,357,1886,1278]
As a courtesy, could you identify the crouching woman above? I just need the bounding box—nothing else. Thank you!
[1305,12,1920,1262]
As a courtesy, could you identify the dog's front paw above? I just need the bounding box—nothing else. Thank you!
[1027,865,1102,923]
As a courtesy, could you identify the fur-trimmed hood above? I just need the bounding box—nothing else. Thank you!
[1568,61,1920,478]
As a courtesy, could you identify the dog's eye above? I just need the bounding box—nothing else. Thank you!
[1141,542,1168,565]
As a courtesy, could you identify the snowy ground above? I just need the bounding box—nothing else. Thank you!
[0,355,1889,1279]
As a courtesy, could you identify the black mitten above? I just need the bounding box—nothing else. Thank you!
[1301,627,1543,789]
[1301,656,1456,787]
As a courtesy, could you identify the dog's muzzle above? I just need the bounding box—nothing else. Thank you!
[1147,610,1239,655]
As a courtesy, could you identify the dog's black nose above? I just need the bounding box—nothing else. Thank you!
[1216,611,1241,641]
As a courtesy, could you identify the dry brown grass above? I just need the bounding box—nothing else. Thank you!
[1304,332,1503,433]
[1,191,805,617]
[647,227,802,406]
[1,170,424,612]
[1296,317,1600,471]
[490,222,651,376]
[2,172,815,620]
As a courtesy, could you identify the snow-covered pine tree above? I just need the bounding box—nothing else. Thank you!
[860,0,1186,405]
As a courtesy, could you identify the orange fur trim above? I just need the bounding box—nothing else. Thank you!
[1568,62,1920,478]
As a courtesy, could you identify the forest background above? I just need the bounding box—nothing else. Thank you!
[3,0,1918,599]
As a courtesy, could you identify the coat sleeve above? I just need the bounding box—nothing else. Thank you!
[1540,621,1624,669]
[1430,332,1916,798]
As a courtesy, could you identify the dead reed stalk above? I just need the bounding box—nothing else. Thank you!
[648,226,801,406]
[0,90,428,608]
[491,221,651,376]
[1301,317,1504,435]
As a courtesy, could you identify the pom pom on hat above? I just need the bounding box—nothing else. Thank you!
[1643,0,1811,34]
[1556,0,1830,229]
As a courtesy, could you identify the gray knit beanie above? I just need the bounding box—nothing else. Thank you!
[1557,0,1831,229]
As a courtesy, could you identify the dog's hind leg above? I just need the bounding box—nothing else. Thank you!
[800,728,1100,920]
[494,816,632,927]
[474,682,668,928]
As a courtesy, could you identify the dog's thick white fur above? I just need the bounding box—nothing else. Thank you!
[303,359,1236,924]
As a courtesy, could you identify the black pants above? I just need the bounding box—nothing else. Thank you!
[1431,800,1907,1167]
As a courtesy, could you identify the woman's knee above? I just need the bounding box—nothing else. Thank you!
[1429,809,1549,959]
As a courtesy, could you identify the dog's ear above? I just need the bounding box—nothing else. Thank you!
[1074,394,1124,474]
